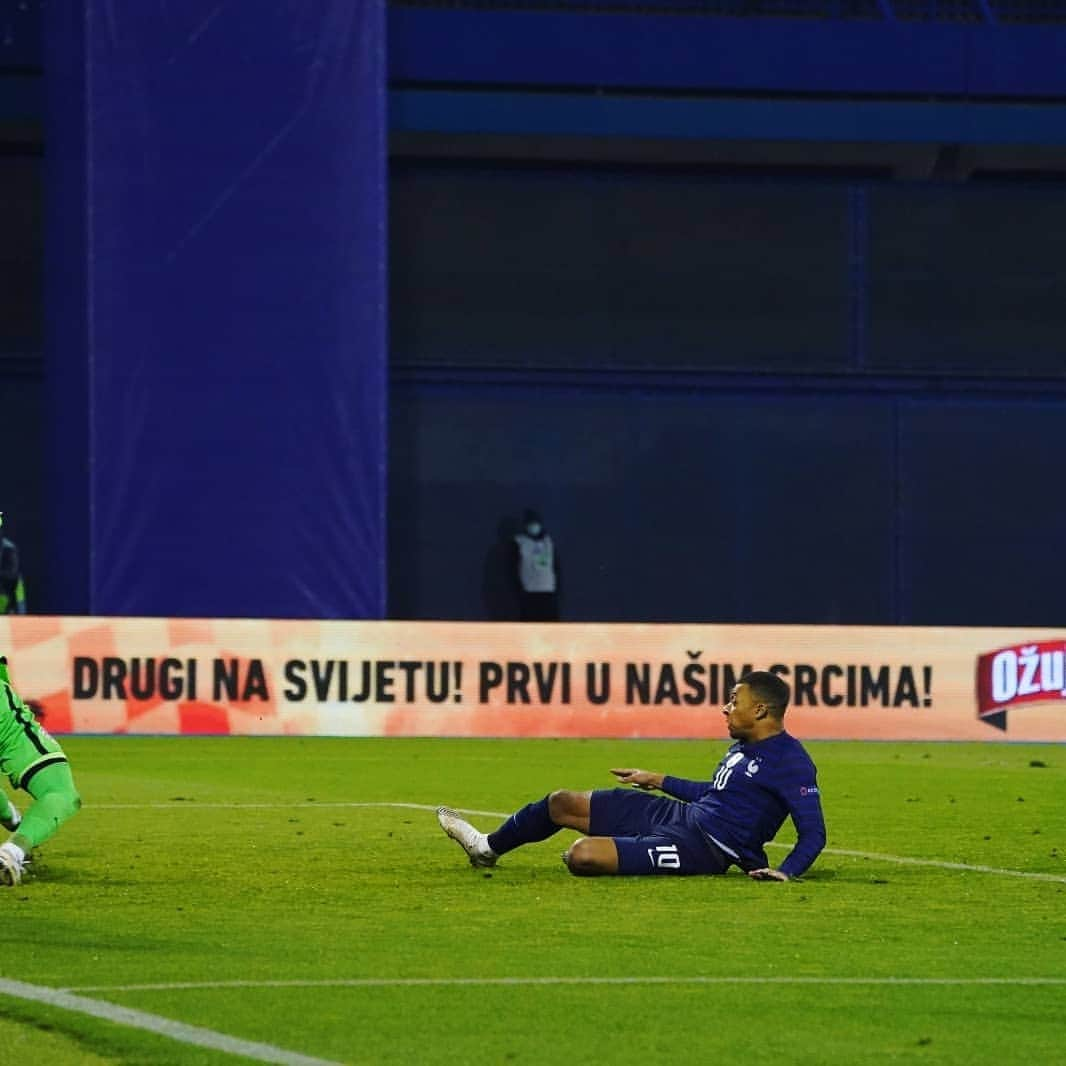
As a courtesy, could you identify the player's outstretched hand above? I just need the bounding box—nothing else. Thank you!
[610,768,663,791]
[748,868,790,882]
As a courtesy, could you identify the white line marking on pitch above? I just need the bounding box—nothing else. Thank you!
[89,800,1066,884]
[795,845,1066,883]
[0,977,343,1066]
[63,976,1066,993]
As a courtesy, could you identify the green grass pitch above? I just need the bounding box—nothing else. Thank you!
[2,736,1064,1064]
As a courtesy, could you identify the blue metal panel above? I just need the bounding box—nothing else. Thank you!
[967,25,1066,96]
[389,9,1066,98]
[391,370,1066,625]
[898,399,1066,626]
[868,185,1066,375]
[389,378,900,624]
[390,165,850,372]
[389,11,969,95]
[388,163,1066,626]
[392,89,1066,145]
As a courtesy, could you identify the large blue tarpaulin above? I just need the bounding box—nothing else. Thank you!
[46,2,386,618]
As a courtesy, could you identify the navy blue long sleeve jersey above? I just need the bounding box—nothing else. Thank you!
[662,731,826,878]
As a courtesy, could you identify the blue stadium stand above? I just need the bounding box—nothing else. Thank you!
[387,0,1066,180]
[388,0,1061,25]
[5,2,1066,142]
[388,0,1066,97]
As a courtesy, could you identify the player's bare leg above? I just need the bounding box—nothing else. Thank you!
[562,836,620,876]
[548,792,621,874]
[546,789,592,832]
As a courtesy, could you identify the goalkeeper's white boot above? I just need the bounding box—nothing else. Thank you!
[0,841,25,886]
[0,800,20,832]
[437,807,498,868]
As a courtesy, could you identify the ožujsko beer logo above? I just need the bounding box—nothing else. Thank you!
[975,641,1066,732]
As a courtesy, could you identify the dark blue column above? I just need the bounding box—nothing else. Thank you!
[45,3,387,618]
[43,1,90,614]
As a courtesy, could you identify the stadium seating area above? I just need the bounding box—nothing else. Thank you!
[5,0,1066,70]
[3,0,1066,624]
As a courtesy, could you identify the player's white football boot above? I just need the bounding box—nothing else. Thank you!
[0,801,21,832]
[437,807,498,868]
[0,842,24,886]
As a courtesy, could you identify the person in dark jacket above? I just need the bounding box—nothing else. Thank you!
[0,513,27,615]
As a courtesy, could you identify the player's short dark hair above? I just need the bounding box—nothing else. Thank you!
[740,670,790,718]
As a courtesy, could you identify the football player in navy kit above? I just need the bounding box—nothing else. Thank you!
[438,670,825,881]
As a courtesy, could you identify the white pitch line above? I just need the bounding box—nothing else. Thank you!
[788,844,1066,884]
[86,800,1066,884]
[0,977,343,1066]
[63,976,1066,993]
[89,801,445,811]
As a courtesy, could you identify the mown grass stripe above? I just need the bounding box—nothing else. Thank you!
[63,976,1066,993]
[87,800,1066,884]
[0,978,343,1066]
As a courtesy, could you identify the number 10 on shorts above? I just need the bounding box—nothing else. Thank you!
[647,844,681,870]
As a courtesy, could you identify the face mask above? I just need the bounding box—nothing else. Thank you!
[526,522,542,536]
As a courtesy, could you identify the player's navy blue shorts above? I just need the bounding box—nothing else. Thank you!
[589,788,731,876]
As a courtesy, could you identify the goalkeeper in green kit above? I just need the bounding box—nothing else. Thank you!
[0,655,81,885]
[0,516,81,885]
